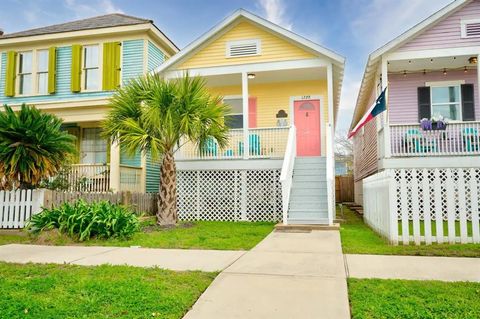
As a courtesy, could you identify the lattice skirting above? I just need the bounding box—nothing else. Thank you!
[177,169,282,222]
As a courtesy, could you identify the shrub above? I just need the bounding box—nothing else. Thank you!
[28,200,140,241]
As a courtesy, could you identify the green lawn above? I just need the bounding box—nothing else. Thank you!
[0,262,215,319]
[349,278,480,319]
[339,206,480,257]
[0,219,274,250]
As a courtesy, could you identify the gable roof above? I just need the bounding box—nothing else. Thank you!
[154,8,345,74]
[349,0,472,131]
[1,13,152,39]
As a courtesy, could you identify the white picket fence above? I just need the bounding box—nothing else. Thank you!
[0,189,45,229]
[363,168,480,245]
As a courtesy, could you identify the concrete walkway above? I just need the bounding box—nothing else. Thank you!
[0,244,244,272]
[346,254,480,282]
[183,231,351,319]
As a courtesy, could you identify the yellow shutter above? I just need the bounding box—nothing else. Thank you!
[71,44,82,92]
[102,42,121,90]
[5,51,17,97]
[48,47,56,94]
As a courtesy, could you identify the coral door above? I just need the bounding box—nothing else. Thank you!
[294,99,321,156]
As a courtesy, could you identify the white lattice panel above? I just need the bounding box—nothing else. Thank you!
[177,169,282,222]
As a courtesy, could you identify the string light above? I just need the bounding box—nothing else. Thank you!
[443,68,447,75]
[403,70,407,77]
[423,69,427,75]
[464,66,468,73]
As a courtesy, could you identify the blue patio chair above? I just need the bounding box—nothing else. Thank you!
[463,127,479,152]
[201,137,218,157]
[405,128,437,153]
[238,134,261,156]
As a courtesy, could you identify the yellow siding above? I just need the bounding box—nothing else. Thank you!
[179,21,315,69]
[208,79,329,154]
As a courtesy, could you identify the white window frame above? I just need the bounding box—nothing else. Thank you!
[36,49,49,95]
[461,18,480,39]
[223,95,244,129]
[426,80,464,122]
[225,39,262,58]
[17,51,33,96]
[80,127,108,164]
[82,44,101,92]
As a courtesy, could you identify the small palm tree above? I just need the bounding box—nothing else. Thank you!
[103,74,230,225]
[0,104,76,189]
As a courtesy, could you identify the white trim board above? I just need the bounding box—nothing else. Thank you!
[176,159,283,171]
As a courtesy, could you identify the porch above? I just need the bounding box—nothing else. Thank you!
[59,123,145,193]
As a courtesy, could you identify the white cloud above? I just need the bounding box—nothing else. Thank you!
[257,0,292,30]
[64,0,124,19]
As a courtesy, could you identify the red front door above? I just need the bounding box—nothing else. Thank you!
[294,99,321,156]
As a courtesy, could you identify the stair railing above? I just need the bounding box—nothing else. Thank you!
[280,125,296,225]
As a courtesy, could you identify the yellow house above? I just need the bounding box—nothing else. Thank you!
[157,10,345,225]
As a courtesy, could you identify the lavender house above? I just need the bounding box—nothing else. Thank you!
[350,0,480,245]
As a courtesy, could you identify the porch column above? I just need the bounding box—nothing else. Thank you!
[241,71,249,159]
[477,54,480,108]
[140,152,147,193]
[109,140,121,192]
[326,63,335,225]
[381,56,392,158]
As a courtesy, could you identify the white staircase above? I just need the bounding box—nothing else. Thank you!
[287,157,329,224]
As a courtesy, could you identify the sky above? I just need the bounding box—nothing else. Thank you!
[0,0,454,134]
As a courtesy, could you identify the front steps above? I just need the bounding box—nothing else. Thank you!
[287,157,329,224]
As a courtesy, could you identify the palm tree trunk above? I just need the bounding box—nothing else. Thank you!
[157,150,178,225]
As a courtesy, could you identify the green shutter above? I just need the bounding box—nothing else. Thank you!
[102,42,121,91]
[48,47,56,94]
[5,51,17,97]
[71,44,82,92]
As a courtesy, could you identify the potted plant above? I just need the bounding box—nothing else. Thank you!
[420,116,447,131]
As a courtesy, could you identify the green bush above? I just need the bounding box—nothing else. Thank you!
[28,200,140,241]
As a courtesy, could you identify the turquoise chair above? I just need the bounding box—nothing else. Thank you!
[238,134,261,156]
[201,137,218,157]
[405,129,437,153]
[463,127,479,152]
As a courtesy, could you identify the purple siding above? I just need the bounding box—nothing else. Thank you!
[397,0,480,52]
[353,88,378,182]
[389,70,479,124]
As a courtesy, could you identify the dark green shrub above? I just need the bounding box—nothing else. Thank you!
[28,200,140,241]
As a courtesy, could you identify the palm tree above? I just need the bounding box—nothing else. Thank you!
[0,104,76,189]
[103,74,230,225]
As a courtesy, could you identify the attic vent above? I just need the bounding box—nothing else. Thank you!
[226,39,261,58]
[461,19,480,38]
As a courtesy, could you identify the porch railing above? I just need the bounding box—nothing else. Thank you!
[67,164,110,192]
[175,127,290,160]
[280,125,296,225]
[390,121,480,157]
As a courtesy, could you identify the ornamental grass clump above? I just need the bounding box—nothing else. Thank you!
[28,200,140,241]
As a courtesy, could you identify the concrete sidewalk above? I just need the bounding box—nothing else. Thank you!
[0,244,244,272]
[183,231,351,319]
[346,254,480,282]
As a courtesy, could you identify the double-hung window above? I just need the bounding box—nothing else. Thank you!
[224,97,244,129]
[37,50,49,94]
[83,45,100,91]
[431,85,461,121]
[18,51,33,95]
[80,128,107,164]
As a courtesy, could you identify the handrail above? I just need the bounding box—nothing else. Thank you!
[280,125,296,225]
[390,120,480,127]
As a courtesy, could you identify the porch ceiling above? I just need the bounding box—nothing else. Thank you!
[388,55,477,73]
[204,67,327,87]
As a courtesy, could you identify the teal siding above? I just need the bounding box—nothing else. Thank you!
[147,41,165,72]
[146,151,161,193]
[0,48,111,105]
[120,145,141,167]
[122,39,145,85]
[0,40,146,104]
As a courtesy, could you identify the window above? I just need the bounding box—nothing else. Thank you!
[224,97,243,128]
[83,45,99,90]
[37,50,49,94]
[431,85,461,120]
[226,39,261,58]
[80,128,107,164]
[18,51,33,95]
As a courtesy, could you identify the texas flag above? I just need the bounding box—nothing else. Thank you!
[348,88,387,138]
